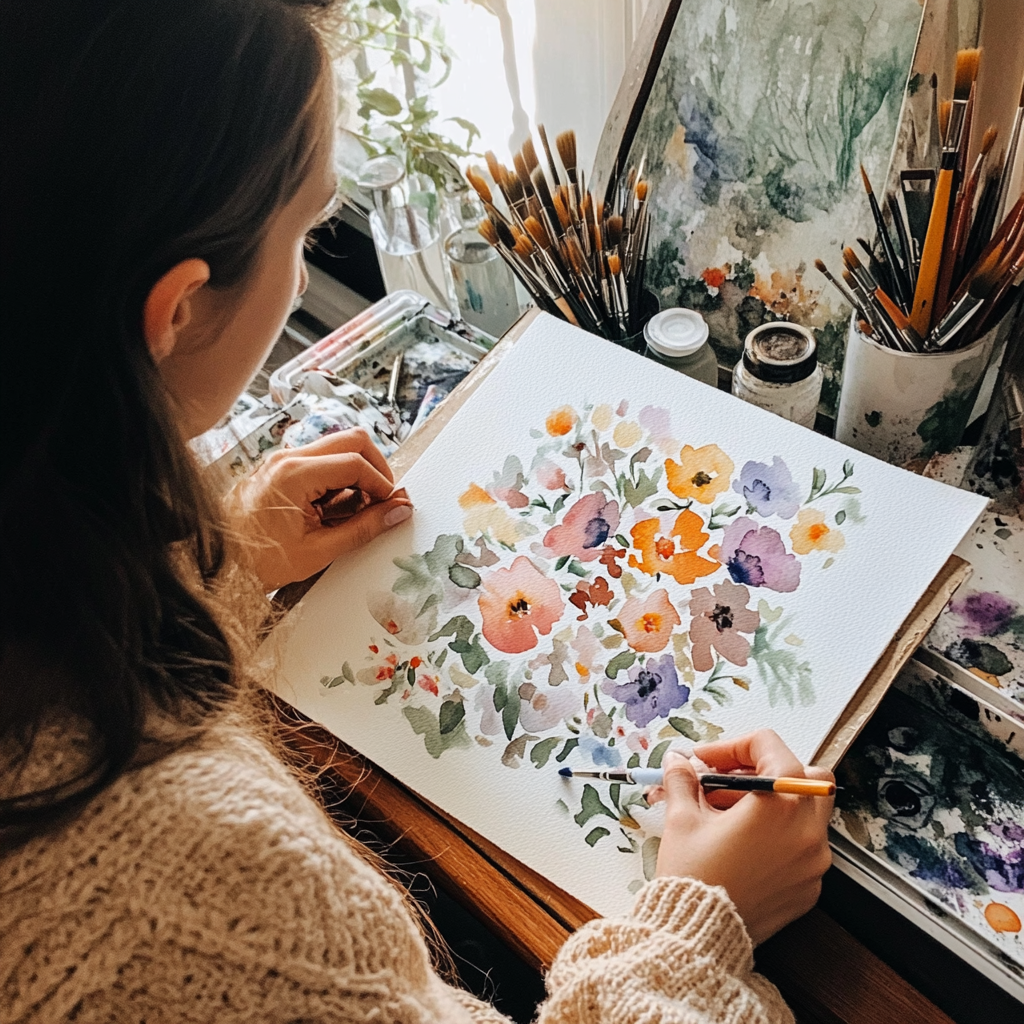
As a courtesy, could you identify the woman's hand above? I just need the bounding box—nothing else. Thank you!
[232,429,414,592]
[648,729,834,945]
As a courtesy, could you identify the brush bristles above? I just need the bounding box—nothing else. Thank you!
[814,258,829,275]
[939,101,952,140]
[513,154,532,196]
[513,236,533,260]
[566,235,587,276]
[521,137,539,173]
[505,173,524,208]
[954,48,981,99]
[981,125,998,156]
[531,166,554,212]
[484,151,503,185]
[605,215,623,249]
[556,130,577,179]
[859,164,874,195]
[524,215,550,249]
[553,192,570,230]
[607,253,622,275]
[842,246,862,271]
[636,180,648,202]
[478,218,498,246]
[465,167,492,205]
[494,218,516,249]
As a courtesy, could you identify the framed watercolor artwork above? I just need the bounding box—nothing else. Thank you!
[266,313,986,917]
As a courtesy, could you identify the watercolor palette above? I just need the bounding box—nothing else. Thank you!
[922,511,1024,715]
[832,658,1024,996]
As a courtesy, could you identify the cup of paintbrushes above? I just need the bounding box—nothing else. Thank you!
[834,313,1000,466]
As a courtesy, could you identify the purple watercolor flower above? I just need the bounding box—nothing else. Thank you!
[949,590,1019,638]
[718,516,801,593]
[733,458,801,519]
[609,654,689,728]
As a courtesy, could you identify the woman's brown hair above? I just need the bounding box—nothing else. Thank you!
[0,0,335,825]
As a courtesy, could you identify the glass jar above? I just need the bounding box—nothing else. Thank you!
[643,308,718,386]
[731,322,823,428]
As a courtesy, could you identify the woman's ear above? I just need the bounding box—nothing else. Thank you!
[143,258,211,363]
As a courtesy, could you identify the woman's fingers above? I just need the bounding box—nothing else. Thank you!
[694,729,804,778]
[280,451,398,506]
[306,495,413,560]
[281,427,394,482]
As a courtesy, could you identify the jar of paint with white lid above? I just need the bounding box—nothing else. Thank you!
[731,322,822,428]
[643,308,718,387]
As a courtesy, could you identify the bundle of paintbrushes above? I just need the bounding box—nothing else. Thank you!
[465,127,651,343]
[818,49,1024,353]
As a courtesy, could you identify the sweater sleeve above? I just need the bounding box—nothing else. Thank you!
[536,877,794,1024]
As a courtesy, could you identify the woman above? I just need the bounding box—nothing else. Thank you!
[0,2,834,1021]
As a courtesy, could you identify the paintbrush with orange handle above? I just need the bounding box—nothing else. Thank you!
[911,48,981,335]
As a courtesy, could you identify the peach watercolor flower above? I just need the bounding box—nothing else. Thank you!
[618,588,681,653]
[546,406,577,436]
[665,444,735,504]
[628,509,719,585]
[789,508,845,555]
[478,556,565,654]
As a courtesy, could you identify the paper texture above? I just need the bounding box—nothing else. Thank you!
[269,314,987,916]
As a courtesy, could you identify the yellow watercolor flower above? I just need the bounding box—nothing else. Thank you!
[790,508,845,554]
[665,444,734,504]
[463,505,535,547]
[546,406,577,436]
[591,404,614,431]
[613,420,643,448]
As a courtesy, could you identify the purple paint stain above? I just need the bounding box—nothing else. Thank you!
[949,590,1018,637]
[955,833,1024,894]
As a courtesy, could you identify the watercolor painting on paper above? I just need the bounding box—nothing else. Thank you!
[622,0,924,409]
[269,314,986,917]
[833,662,1024,969]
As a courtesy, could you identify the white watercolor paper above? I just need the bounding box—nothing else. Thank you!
[268,313,987,917]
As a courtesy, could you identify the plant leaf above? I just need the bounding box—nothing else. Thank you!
[605,650,636,678]
[667,716,701,741]
[554,737,579,762]
[584,826,611,847]
[573,783,617,826]
[647,739,672,768]
[448,564,481,589]
[529,736,561,769]
[358,87,403,117]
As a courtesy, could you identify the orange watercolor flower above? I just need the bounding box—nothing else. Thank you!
[628,510,719,585]
[790,508,845,555]
[619,588,681,653]
[545,405,577,436]
[478,556,565,654]
[984,902,1021,933]
[459,483,495,508]
[665,444,735,504]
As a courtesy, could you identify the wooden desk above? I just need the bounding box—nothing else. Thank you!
[271,696,954,1024]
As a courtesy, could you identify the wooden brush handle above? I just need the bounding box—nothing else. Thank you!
[910,166,955,336]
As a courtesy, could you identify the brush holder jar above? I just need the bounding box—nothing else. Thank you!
[834,315,998,467]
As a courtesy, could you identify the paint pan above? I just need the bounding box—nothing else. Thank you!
[831,657,1024,999]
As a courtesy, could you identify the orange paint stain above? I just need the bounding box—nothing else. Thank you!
[984,902,1021,933]
[459,482,495,508]
[545,406,577,436]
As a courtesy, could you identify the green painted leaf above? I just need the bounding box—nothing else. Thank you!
[627,752,641,769]
[448,564,481,589]
[320,674,346,689]
[439,698,466,735]
[835,510,847,525]
[642,836,661,881]
[435,648,448,669]
[341,662,355,683]
[584,826,611,847]
[822,557,835,569]
[555,737,579,762]
[834,486,861,494]
[623,466,662,508]
[530,736,562,769]
[573,783,617,826]
[552,493,568,515]
[615,534,630,548]
[605,650,636,678]
[807,467,826,501]
[402,705,471,758]
[555,554,570,571]
[843,459,854,477]
[667,717,701,741]
[647,739,672,768]
[567,559,588,577]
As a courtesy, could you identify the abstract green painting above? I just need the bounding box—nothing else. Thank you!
[626,0,924,410]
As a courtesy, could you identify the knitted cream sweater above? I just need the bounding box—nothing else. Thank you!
[0,715,793,1023]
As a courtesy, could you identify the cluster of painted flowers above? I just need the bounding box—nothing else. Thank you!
[323,401,863,850]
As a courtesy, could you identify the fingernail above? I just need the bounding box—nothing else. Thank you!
[384,504,413,527]
[663,750,686,767]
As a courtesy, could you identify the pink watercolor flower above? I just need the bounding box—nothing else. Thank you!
[478,556,565,654]
[618,588,681,653]
[717,517,801,593]
[535,459,567,490]
[688,580,760,672]
[542,492,621,562]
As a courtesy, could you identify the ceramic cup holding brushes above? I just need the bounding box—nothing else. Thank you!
[821,48,1024,466]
